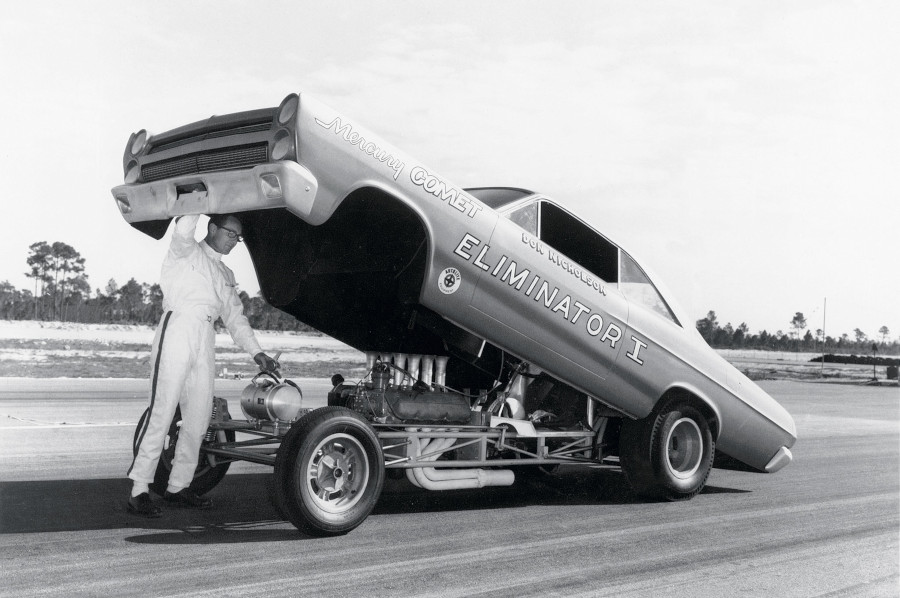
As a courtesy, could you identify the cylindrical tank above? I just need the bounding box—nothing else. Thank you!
[241,376,303,422]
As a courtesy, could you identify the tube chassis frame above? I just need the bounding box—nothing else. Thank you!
[201,408,617,472]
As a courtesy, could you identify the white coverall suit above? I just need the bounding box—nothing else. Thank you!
[128,215,262,491]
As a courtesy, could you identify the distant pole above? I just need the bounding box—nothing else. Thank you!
[821,297,826,377]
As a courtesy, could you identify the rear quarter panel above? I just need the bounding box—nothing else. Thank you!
[612,303,797,469]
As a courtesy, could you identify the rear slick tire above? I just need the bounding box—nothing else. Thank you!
[273,407,385,536]
[619,399,714,501]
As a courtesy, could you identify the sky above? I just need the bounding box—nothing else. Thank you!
[0,1,896,342]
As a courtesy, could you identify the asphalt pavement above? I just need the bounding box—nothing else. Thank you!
[0,379,897,597]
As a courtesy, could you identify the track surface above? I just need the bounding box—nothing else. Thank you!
[0,379,897,597]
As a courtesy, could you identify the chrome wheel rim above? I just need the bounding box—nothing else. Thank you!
[665,418,703,480]
[306,433,369,513]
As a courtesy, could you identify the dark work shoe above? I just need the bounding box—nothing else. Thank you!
[127,492,162,518]
[164,488,213,509]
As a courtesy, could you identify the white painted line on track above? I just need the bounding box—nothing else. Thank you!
[4,415,134,428]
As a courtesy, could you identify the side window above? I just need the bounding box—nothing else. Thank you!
[507,203,537,236]
[539,202,618,283]
[620,252,680,325]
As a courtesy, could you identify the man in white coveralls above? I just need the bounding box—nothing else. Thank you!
[127,213,279,517]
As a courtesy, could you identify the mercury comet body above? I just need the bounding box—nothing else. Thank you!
[112,93,795,535]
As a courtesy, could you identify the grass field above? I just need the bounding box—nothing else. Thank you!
[726,352,894,384]
[0,321,367,380]
[0,320,894,385]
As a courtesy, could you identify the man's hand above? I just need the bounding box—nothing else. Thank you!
[254,352,280,375]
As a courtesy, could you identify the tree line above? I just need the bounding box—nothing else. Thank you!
[1,240,313,332]
[1,240,895,351]
[695,310,897,355]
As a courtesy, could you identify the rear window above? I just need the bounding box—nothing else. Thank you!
[508,203,537,236]
[620,252,679,325]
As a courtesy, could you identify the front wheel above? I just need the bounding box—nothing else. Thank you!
[619,398,714,501]
[273,407,385,536]
[132,405,234,496]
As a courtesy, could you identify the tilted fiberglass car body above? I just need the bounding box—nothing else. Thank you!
[112,93,796,535]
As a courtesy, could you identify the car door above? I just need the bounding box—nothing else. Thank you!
[466,198,629,394]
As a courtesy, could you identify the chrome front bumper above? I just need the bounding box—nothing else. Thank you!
[111,161,319,224]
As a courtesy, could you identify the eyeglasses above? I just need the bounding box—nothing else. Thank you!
[218,225,243,242]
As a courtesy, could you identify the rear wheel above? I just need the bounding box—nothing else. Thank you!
[132,405,234,496]
[619,398,714,500]
[273,407,384,536]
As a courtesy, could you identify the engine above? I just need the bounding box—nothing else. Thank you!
[329,352,475,425]
[326,352,597,492]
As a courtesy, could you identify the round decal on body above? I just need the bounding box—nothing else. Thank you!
[438,267,461,294]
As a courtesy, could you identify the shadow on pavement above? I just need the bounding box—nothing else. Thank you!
[375,467,639,515]
[1,468,748,542]
[0,474,286,536]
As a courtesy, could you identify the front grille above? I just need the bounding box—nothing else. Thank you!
[150,121,274,154]
[141,143,268,182]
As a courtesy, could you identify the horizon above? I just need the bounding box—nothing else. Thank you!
[5,240,889,343]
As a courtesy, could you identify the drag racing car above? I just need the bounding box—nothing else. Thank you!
[112,92,796,536]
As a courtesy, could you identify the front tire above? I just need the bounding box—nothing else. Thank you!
[619,398,714,501]
[273,407,385,536]
[132,405,234,496]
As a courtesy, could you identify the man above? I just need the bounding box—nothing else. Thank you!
[127,213,279,517]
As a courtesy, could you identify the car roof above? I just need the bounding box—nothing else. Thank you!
[464,187,536,209]
[470,189,696,332]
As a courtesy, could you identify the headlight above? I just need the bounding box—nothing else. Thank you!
[271,129,295,161]
[124,160,140,184]
[277,94,299,126]
[131,130,149,156]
